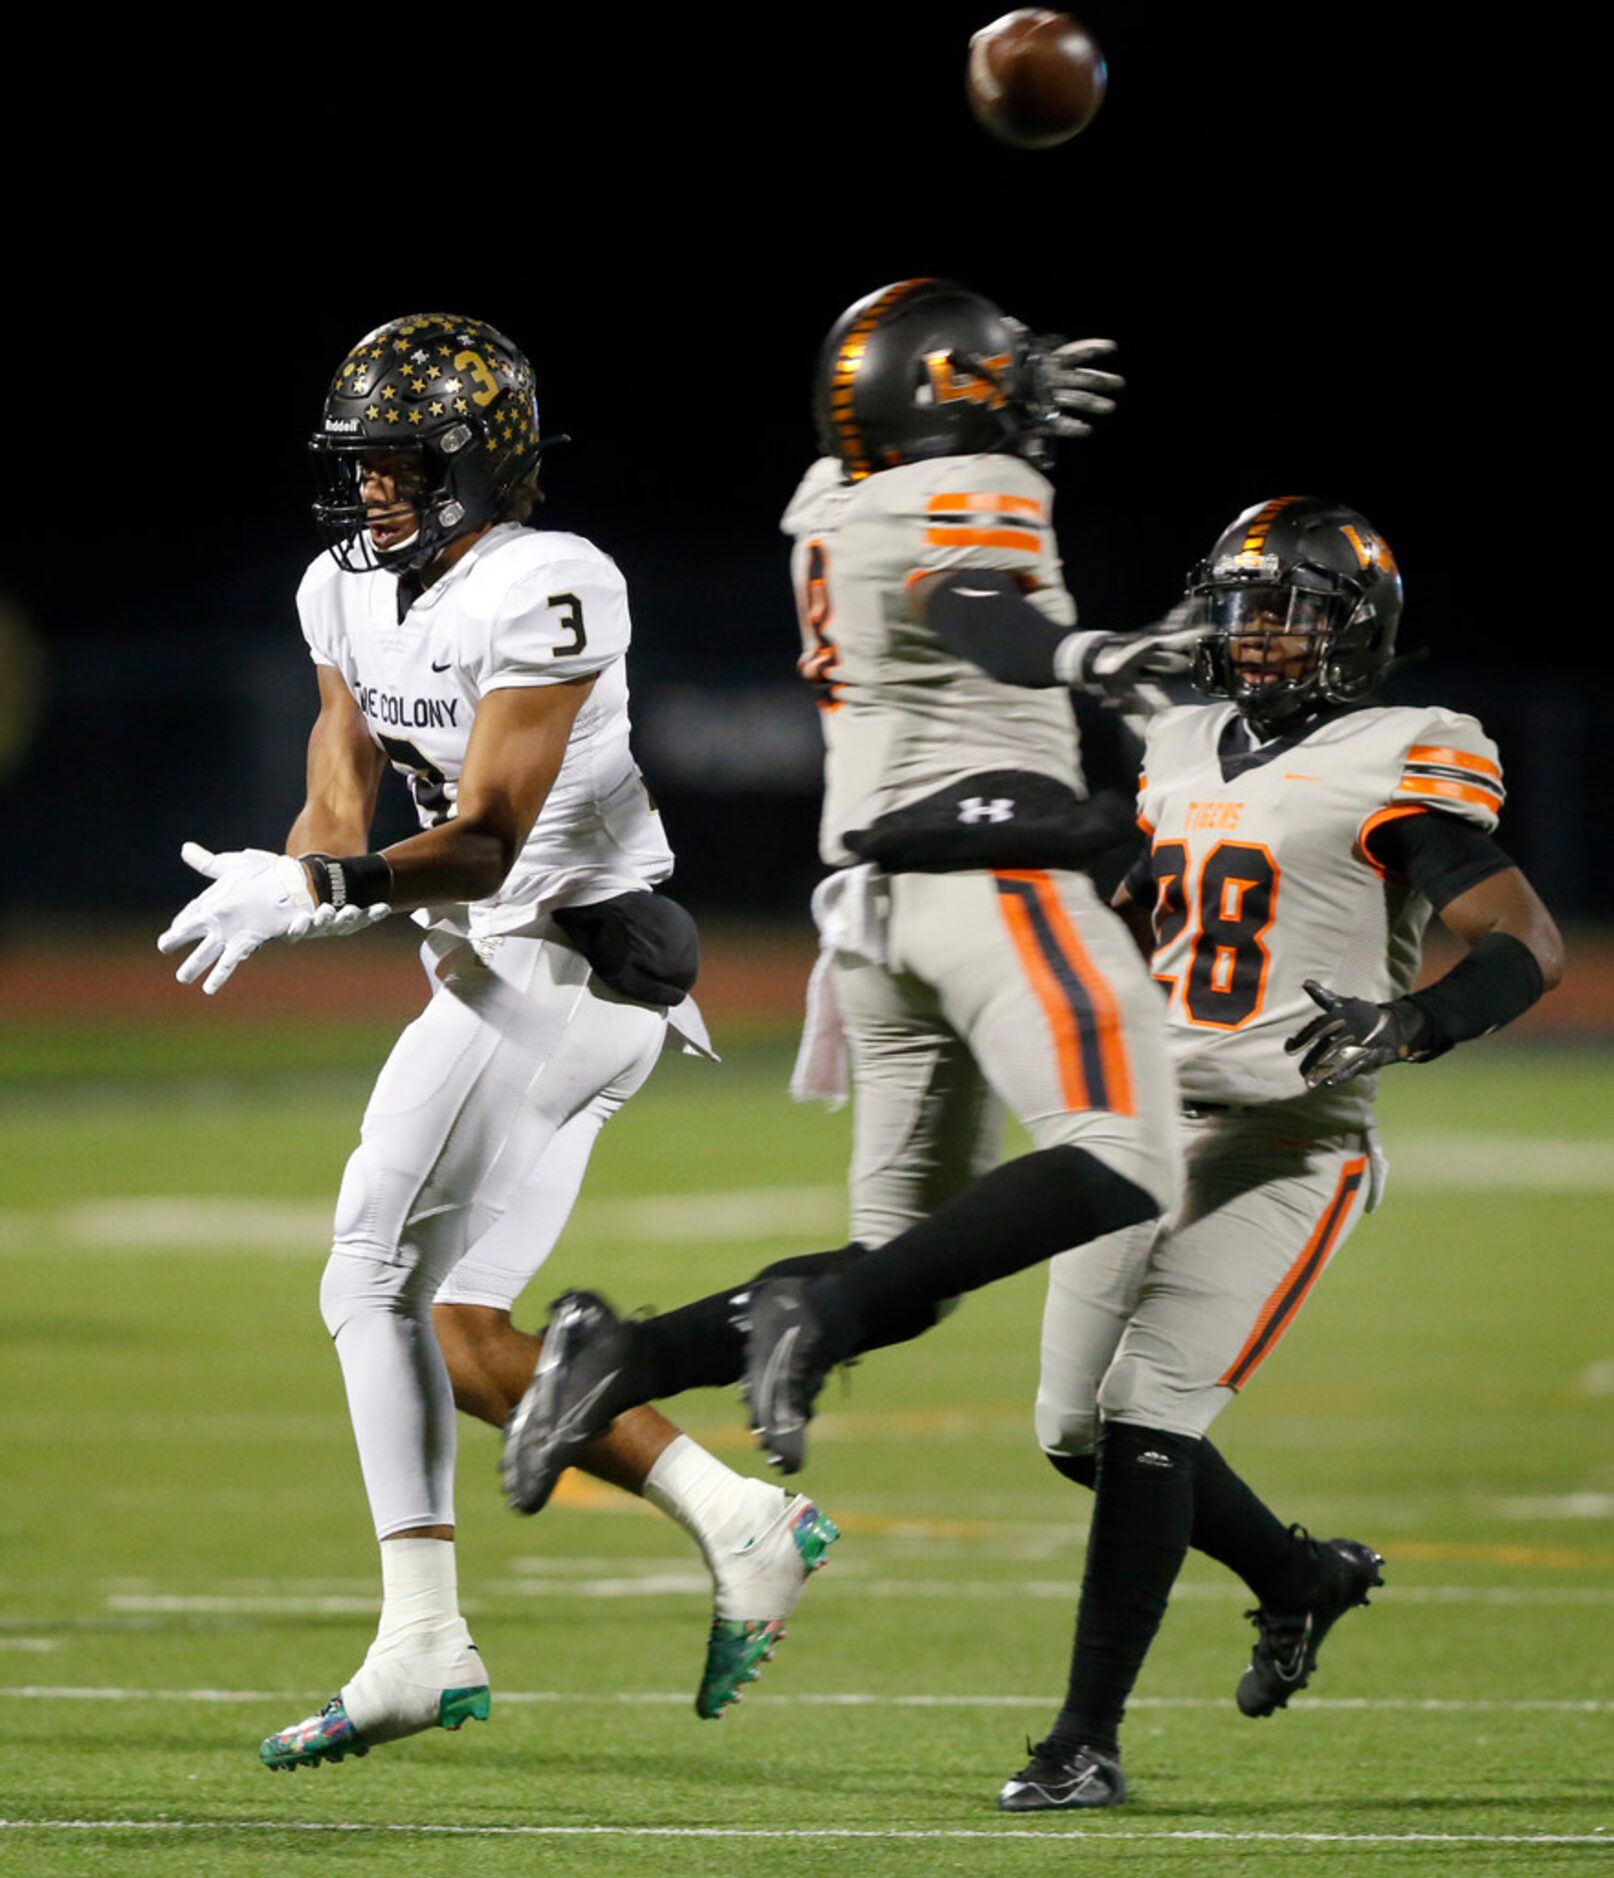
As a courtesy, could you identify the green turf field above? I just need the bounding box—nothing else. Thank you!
[3,1023,1613,1873]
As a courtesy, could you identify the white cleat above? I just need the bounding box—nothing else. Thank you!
[696,1489,840,1719]
[260,1634,491,1770]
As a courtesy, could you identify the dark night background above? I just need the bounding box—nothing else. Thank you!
[2,8,1593,926]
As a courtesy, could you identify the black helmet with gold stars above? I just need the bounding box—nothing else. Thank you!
[309,312,545,572]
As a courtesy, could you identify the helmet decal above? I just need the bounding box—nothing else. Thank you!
[922,349,1013,407]
[1340,523,1398,575]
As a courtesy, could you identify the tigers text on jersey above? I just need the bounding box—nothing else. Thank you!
[1137,702,1503,1113]
[297,522,672,936]
[782,453,1083,866]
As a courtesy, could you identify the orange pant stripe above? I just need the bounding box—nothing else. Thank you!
[994,871,1133,1115]
[1219,1155,1368,1391]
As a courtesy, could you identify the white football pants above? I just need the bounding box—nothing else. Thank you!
[318,931,666,1538]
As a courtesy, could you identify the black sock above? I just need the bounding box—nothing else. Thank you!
[627,1245,869,1404]
[1047,1440,1318,1609]
[811,1148,1157,1365]
[1187,1441,1321,1610]
[1045,1421,1197,1759]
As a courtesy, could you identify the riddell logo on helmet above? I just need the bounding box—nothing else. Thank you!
[324,418,361,433]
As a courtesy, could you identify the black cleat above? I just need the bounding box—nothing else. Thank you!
[998,1741,1126,1812]
[501,1290,634,1515]
[738,1278,831,1474]
[1237,1534,1385,1717]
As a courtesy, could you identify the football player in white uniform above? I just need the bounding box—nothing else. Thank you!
[496,280,1203,1506]
[999,497,1564,1811]
[158,313,838,1766]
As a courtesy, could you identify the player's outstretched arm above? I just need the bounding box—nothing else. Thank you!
[913,571,1197,705]
[1289,866,1563,1089]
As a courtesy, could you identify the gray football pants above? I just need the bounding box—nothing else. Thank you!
[1036,1104,1376,1450]
[832,867,1181,1251]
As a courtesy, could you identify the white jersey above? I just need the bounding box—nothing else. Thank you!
[781,453,1083,866]
[297,522,673,937]
[1136,702,1504,1114]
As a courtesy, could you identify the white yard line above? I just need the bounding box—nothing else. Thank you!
[1492,1493,1614,1520]
[3,1134,1611,1257]
[98,1578,1614,1615]
[1,1819,1611,1845]
[8,1685,1614,1714]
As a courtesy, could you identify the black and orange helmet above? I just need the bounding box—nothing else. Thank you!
[309,312,545,572]
[1186,497,1405,727]
[811,278,1037,481]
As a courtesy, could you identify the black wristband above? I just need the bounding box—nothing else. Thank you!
[299,851,394,910]
[1404,930,1546,1050]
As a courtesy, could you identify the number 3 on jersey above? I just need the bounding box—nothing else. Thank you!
[1150,840,1280,1028]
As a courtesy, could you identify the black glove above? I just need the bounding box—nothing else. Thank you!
[1285,979,1447,1089]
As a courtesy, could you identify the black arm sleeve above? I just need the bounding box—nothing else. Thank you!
[922,570,1072,688]
[1404,930,1546,1048]
[1364,809,1514,910]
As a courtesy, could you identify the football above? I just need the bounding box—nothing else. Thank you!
[966,8,1108,148]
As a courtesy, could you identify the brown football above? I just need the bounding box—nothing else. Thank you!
[967,9,1107,149]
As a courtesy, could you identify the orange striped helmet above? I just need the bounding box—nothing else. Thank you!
[812,279,1030,482]
[1185,497,1405,727]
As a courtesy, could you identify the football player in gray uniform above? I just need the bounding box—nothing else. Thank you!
[998,496,1564,1811]
[158,313,838,1766]
[498,279,1202,1511]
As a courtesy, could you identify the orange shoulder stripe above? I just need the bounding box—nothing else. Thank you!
[926,491,1044,519]
[925,526,1042,553]
[1397,776,1501,812]
[1406,743,1501,781]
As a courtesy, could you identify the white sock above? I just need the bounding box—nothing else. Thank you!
[372,1537,467,1658]
[643,1435,787,1560]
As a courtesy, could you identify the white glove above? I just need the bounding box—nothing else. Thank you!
[157,842,318,995]
[1038,337,1125,438]
[286,900,393,943]
[1055,603,1203,697]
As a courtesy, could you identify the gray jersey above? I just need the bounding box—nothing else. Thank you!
[781,453,1083,866]
[1137,702,1504,1114]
